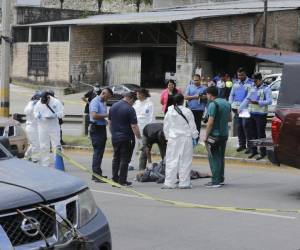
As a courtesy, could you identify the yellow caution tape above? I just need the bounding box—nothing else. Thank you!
[58,151,300,215]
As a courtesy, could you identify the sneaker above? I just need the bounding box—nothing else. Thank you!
[128,165,135,171]
[244,148,251,154]
[248,152,258,159]
[93,179,106,183]
[92,175,107,183]
[256,155,266,161]
[204,182,222,188]
[236,146,246,152]
[206,181,225,185]
[119,181,132,187]
[179,185,192,189]
[161,185,176,189]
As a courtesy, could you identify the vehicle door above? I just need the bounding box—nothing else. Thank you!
[276,64,300,167]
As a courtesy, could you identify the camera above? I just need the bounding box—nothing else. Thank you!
[203,116,209,124]
[41,92,50,104]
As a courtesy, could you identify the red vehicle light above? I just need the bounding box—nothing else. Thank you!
[272,116,282,145]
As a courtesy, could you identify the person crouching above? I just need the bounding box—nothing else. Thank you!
[163,93,199,189]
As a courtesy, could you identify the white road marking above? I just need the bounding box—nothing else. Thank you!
[90,189,297,220]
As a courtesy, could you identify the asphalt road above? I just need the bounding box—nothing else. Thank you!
[62,150,300,250]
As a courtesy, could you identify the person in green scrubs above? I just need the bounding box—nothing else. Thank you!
[204,86,232,188]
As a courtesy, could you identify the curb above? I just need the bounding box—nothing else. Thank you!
[62,145,272,166]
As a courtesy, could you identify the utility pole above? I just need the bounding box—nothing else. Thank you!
[262,0,268,47]
[0,0,12,117]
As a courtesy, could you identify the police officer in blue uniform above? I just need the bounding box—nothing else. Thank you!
[240,72,272,160]
[229,68,253,153]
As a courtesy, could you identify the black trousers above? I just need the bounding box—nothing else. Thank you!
[90,125,107,177]
[139,141,166,170]
[247,114,267,156]
[191,110,204,139]
[84,114,90,135]
[233,109,250,148]
[112,139,135,184]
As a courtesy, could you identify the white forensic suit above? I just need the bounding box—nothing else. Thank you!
[129,98,154,168]
[34,96,64,167]
[24,100,40,162]
[163,105,199,188]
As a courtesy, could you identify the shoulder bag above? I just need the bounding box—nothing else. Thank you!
[206,101,222,147]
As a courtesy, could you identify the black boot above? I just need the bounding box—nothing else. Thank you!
[237,146,246,152]
[248,152,258,159]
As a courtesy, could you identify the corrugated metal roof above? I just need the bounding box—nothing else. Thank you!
[201,42,300,64]
[256,55,300,64]
[18,0,300,26]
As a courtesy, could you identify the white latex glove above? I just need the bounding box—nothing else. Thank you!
[147,163,153,170]
[137,139,143,149]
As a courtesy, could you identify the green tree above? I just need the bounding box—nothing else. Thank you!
[123,0,153,12]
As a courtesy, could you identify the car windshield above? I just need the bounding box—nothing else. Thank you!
[264,77,278,85]
[270,80,281,91]
[278,64,300,106]
[0,143,11,160]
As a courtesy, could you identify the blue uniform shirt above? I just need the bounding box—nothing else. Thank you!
[240,84,272,114]
[229,78,253,109]
[185,84,207,111]
[89,96,107,125]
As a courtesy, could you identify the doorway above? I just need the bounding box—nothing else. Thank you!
[141,47,176,88]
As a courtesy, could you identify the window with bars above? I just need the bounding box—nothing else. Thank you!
[28,45,48,77]
[31,27,48,42]
[51,26,69,42]
[13,27,29,43]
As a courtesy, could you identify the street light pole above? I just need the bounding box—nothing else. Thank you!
[0,0,12,117]
[262,0,268,47]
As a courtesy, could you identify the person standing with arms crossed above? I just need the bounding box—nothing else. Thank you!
[89,87,113,183]
[185,74,207,142]
[109,92,142,186]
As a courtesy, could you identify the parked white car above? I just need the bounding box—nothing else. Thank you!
[263,73,282,85]
[268,79,281,113]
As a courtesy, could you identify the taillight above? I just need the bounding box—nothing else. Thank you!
[272,116,282,145]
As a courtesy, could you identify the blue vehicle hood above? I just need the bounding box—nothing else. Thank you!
[0,158,87,211]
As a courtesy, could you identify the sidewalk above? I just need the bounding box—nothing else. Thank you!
[62,135,272,166]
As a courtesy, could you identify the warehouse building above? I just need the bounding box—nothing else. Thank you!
[11,0,300,89]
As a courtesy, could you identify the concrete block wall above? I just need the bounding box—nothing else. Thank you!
[41,0,152,12]
[12,41,70,87]
[255,10,300,51]
[48,42,70,83]
[176,21,195,89]
[69,26,104,85]
[16,6,91,25]
[11,43,28,79]
[193,15,254,44]
[176,10,300,88]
